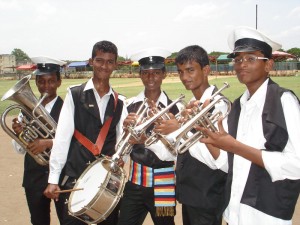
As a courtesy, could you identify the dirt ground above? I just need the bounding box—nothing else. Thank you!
[0,122,299,225]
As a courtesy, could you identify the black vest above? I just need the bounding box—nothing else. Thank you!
[226,79,300,220]
[23,96,64,189]
[176,86,227,213]
[61,83,123,180]
[128,92,179,168]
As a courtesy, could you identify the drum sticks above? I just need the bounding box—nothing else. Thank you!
[54,188,84,194]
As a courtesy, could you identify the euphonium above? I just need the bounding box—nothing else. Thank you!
[160,82,231,155]
[1,75,57,166]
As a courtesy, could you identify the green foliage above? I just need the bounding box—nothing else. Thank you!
[118,56,126,61]
[209,51,230,56]
[11,48,30,63]
[287,48,300,60]
[169,52,178,59]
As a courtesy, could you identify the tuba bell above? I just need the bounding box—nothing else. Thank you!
[1,75,57,166]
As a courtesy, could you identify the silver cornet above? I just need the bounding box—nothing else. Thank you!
[160,82,231,155]
[144,99,186,147]
[131,94,185,140]
[111,98,149,163]
[1,75,57,166]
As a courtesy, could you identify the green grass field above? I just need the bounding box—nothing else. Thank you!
[0,75,299,115]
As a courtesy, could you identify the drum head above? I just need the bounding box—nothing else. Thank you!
[69,159,108,213]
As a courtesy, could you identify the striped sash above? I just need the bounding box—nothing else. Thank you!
[129,160,176,216]
[154,167,176,216]
[129,160,153,187]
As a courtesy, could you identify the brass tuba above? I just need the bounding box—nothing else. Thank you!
[1,75,57,166]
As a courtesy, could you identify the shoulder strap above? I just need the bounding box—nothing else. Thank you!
[74,91,118,156]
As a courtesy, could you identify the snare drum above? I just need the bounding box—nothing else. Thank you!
[68,157,126,224]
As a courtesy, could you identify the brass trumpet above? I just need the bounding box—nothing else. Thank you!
[111,98,149,163]
[160,83,231,155]
[1,75,57,166]
[131,94,185,140]
[144,99,186,147]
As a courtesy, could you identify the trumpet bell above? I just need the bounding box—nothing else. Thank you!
[159,82,231,155]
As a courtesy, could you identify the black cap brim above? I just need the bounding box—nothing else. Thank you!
[140,63,165,70]
[227,38,273,58]
[227,46,262,58]
[35,63,60,75]
[35,70,57,75]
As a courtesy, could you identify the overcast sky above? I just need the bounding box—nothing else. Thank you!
[1,0,299,61]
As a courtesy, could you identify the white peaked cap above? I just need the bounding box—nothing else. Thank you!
[227,26,282,58]
[31,56,67,66]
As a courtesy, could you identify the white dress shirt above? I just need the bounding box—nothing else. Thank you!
[48,79,128,184]
[220,79,300,225]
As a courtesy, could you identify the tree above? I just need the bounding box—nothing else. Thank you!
[11,48,30,63]
[169,52,178,59]
[209,51,230,56]
[287,48,300,61]
[118,56,126,61]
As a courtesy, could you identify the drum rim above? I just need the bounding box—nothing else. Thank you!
[68,157,126,217]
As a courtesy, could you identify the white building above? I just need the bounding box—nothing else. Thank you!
[0,54,16,74]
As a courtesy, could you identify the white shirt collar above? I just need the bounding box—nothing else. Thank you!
[190,85,215,102]
[83,78,115,99]
[240,78,269,108]
[44,96,58,113]
[133,90,169,107]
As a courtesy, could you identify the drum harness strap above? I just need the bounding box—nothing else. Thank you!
[73,91,118,156]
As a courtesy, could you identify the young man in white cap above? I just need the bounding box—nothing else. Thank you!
[199,26,300,225]
[44,41,128,225]
[11,56,65,225]
[117,48,179,225]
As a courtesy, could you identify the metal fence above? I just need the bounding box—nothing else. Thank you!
[210,62,300,73]
[115,61,300,75]
[1,61,299,79]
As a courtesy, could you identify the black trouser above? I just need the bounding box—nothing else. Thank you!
[25,187,61,225]
[182,204,222,225]
[118,182,175,225]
